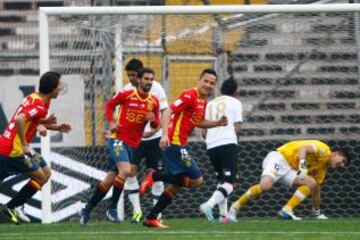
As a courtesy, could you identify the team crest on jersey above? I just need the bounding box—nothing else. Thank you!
[147,101,154,111]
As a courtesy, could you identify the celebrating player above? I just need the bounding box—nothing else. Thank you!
[107,58,146,223]
[123,60,168,223]
[199,78,242,223]
[140,68,228,228]
[229,140,349,220]
[0,72,71,224]
[79,67,160,225]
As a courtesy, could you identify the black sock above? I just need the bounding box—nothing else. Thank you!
[147,187,178,219]
[109,176,124,209]
[153,172,189,187]
[147,192,172,219]
[85,183,109,213]
[7,180,40,209]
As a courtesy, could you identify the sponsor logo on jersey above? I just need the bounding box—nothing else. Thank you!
[129,103,139,107]
[29,108,38,117]
[173,99,182,107]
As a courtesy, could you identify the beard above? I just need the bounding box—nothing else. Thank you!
[141,84,152,93]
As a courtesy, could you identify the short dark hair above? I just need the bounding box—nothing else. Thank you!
[221,77,238,96]
[334,147,351,165]
[39,71,61,94]
[125,58,143,72]
[137,67,154,79]
[200,68,217,79]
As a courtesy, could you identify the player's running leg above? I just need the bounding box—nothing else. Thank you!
[124,176,142,223]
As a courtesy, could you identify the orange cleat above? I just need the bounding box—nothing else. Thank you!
[140,170,155,196]
[143,218,169,228]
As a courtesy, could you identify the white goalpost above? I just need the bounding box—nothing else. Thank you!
[39,3,360,224]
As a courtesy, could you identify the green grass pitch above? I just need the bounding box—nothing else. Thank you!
[0,218,359,240]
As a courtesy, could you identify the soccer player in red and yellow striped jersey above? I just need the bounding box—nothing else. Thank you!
[141,68,228,228]
[229,140,349,221]
[80,67,160,225]
[0,72,71,224]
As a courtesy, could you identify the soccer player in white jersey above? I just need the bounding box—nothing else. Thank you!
[199,78,242,223]
[122,59,168,223]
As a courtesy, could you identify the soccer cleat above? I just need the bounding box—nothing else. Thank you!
[79,208,90,226]
[314,213,329,220]
[14,206,31,223]
[228,206,238,220]
[140,170,155,196]
[199,203,215,222]
[130,211,143,223]
[219,214,239,224]
[0,206,19,225]
[143,218,169,228]
[106,208,121,223]
[218,216,229,224]
[278,208,302,220]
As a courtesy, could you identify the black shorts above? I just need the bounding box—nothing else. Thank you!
[207,144,238,183]
[132,137,162,170]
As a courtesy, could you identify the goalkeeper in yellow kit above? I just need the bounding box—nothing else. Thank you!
[229,140,349,220]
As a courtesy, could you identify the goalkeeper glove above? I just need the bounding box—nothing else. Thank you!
[297,159,308,179]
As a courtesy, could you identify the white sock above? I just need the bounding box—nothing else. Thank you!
[152,181,164,219]
[151,181,164,206]
[218,198,228,217]
[206,190,225,208]
[125,176,141,213]
[117,192,125,221]
[206,182,233,208]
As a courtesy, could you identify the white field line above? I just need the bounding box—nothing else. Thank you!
[0,230,359,238]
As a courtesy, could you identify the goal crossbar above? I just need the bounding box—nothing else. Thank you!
[40,4,360,15]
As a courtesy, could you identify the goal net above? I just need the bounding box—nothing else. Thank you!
[35,2,360,223]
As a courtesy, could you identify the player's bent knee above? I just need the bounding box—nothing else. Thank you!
[306,178,318,191]
[259,182,272,192]
[30,172,48,185]
[190,177,204,187]
[119,169,133,178]
[259,176,274,192]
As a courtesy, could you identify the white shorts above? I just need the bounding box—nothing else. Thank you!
[261,151,298,187]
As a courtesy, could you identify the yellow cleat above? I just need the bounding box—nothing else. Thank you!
[131,211,143,223]
[1,206,19,225]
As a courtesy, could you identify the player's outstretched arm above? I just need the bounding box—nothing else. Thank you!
[297,144,317,178]
[37,124,47,136]
[38,113,57,125]
[44,123,71,133]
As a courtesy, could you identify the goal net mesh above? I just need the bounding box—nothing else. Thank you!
[42,6,360,222]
